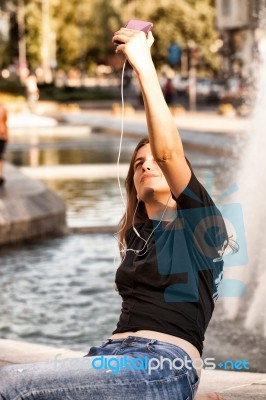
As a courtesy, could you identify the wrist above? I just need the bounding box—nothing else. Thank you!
[135,59,157,80]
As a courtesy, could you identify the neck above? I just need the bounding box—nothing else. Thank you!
[145,195,176,221]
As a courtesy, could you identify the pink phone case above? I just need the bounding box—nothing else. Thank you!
[125,19,153,33]
[114,19,153,46]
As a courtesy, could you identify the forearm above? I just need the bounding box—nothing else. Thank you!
[136,62,184,161]
[113,27,185,161]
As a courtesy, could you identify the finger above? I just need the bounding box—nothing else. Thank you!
[112,34,130,45]
[115,44,125,54]
[147,31,154,46]
[117,28,146,39]
[114,28,135,36]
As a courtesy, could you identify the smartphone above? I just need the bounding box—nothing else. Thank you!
[114,19,153,46]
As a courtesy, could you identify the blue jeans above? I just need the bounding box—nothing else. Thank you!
[0,336,200,399]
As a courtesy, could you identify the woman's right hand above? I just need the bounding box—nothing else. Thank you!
[112,28,155,75]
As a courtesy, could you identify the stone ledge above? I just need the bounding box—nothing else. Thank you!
[0,339,265,399]
[0,163,66,245]
[0,339,84,366]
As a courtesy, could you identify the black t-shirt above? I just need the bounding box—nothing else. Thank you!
[112,170,227,356]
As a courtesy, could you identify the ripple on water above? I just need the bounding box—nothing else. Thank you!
[0,234,121,349]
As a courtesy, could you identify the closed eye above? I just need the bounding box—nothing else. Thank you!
[134,157,145,170]
[134,161,143,170]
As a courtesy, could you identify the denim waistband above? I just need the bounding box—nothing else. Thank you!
[101,335,194,364]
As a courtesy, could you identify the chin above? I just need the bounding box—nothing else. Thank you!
[139,186,154,200]
[140,187,170,203]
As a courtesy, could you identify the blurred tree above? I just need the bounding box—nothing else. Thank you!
[0,0,15,69]
[24,0,42,69]
[1,0,219,75]
[123,0,219,73]
[54,0,122,71]
[52,0,80,71]
[0,33,9,68]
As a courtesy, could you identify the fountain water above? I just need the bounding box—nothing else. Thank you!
[221,30,266,338]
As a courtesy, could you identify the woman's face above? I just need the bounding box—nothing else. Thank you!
[133,143,172,202]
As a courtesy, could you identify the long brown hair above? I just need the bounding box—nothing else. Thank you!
[118,140,238,261]
[118,137,194,254]
[118,138,149,254]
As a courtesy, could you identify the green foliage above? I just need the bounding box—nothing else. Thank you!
[0,33,10,68]
[1,0,219,74]
[54,0,81,70]
[149,0,219,71]
[122,0,219,72]
[53,0,122,70]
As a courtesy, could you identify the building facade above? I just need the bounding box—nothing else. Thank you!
[216,0,266,81]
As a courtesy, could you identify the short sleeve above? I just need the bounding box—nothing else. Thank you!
[172,170,215,210]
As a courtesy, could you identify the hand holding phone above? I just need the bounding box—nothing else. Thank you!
[114,19,153,47]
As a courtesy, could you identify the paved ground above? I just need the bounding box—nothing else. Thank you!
[7,103,249,159]
[60,107,248,157]
[69,107,249,136]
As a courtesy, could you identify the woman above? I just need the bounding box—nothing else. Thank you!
[0,29,227,400]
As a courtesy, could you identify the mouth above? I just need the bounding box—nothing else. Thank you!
[140,174,159,183]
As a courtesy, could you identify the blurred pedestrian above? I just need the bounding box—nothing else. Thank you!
[0,103,8,186]
[25,72,39,111]
[163,77,175,104]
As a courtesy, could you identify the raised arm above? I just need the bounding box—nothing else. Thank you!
[113,28,191,198]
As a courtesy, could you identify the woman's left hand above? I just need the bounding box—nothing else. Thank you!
[112,28,154,75]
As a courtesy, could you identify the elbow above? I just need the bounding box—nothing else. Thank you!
[154,148,183,164]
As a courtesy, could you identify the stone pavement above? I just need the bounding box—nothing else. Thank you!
[63,107,248,135]
[7,102,250,157]
[60,106,249,157]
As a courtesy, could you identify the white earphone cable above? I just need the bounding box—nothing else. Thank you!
[113,56,174,269]
[112,58,129,266]
[116,58,127,213]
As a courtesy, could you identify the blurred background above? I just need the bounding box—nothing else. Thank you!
[0,0,263,112]
[0,0,266,375]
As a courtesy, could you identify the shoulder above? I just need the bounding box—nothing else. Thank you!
[173,170,215,210]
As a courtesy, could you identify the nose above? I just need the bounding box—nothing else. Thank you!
[142,159,152,171]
